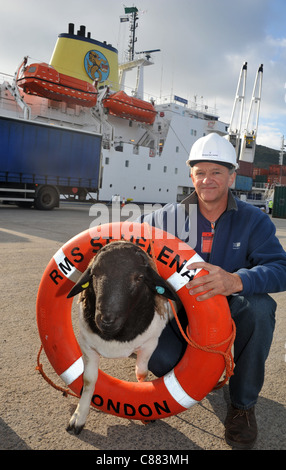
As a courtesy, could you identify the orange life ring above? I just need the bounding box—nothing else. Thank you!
[36,222,234,421]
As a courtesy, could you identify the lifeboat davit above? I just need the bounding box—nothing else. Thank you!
[102,90,157,124]
[17,62,98,107]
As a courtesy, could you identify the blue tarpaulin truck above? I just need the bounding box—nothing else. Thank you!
[0,115,102,209]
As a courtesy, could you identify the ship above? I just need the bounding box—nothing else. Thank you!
[0,8,249,206]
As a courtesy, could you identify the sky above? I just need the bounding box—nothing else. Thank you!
[1,0,286,150]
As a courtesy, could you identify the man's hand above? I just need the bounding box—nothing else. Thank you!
[186,262,243,301]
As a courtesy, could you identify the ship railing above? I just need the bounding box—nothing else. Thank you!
[155,94,218,114]
[0,72,14,84]
[0,75,24,117]
[253,182,268,189]
[100,80,219,117]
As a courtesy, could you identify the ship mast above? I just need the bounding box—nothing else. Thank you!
[119,6,160,99]
[124,6,139,61]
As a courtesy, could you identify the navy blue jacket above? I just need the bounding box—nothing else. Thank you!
[140,191,286,297]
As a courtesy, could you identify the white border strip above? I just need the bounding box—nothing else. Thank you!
[53,247,82,283]
[163,369,198,409]
[60,357,84,385]
[166,253,203,292]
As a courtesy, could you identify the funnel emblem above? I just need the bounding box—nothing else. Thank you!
[84,50,110,82]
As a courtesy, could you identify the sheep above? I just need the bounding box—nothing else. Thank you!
[66,240,176,434]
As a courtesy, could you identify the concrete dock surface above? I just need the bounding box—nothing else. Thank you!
[1,202,285,451]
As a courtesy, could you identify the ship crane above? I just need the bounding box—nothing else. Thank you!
[227,61,247,158]
[227,63,263,163]
[239,64,263,162]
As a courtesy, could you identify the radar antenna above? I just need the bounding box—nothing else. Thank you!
[136,49,161,60]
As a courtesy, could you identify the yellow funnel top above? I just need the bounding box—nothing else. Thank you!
[50,24,119,90]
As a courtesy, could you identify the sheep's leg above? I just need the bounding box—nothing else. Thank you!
[135,339,158,382]
[136,342,158,425]
[67,348,100,435]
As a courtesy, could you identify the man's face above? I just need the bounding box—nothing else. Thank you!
[190,162,236,204]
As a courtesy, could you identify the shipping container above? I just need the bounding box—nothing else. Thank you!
[237,161,253,177]
[267,175,280,185]
[269,164,281,175]
[253,167,269,177]
[254,174,268,183]
[272,186,286,218]
[269,164,286,176]
[234,175,253,191]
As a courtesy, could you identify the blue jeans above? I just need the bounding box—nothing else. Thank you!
[148,294,276,409]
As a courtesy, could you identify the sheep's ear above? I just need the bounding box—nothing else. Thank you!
[145,267,177,300]
[67,267,92,298]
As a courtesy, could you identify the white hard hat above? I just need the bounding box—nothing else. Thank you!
[186,133,238,169]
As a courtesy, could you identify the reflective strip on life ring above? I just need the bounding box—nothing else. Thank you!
[36,222,233,421]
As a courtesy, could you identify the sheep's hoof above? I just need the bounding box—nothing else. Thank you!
[136,373,148,382]
[66,422,84,435]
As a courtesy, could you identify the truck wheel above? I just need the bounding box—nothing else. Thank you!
[78,188,87,202]
[35,186,59,210]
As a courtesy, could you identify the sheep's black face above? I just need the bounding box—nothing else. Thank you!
[67,240,176,341]
[92,243,152,338]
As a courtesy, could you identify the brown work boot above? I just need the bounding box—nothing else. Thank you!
[224,405,257,449]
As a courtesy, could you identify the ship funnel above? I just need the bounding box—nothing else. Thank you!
[78,25,86,37]
[68,23,74,35]
[49,24,119,90]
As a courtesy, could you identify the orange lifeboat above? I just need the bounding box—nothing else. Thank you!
[102,90,156,124]
[17,62,98,107]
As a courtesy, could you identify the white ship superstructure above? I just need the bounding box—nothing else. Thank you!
[98,98,228,203]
